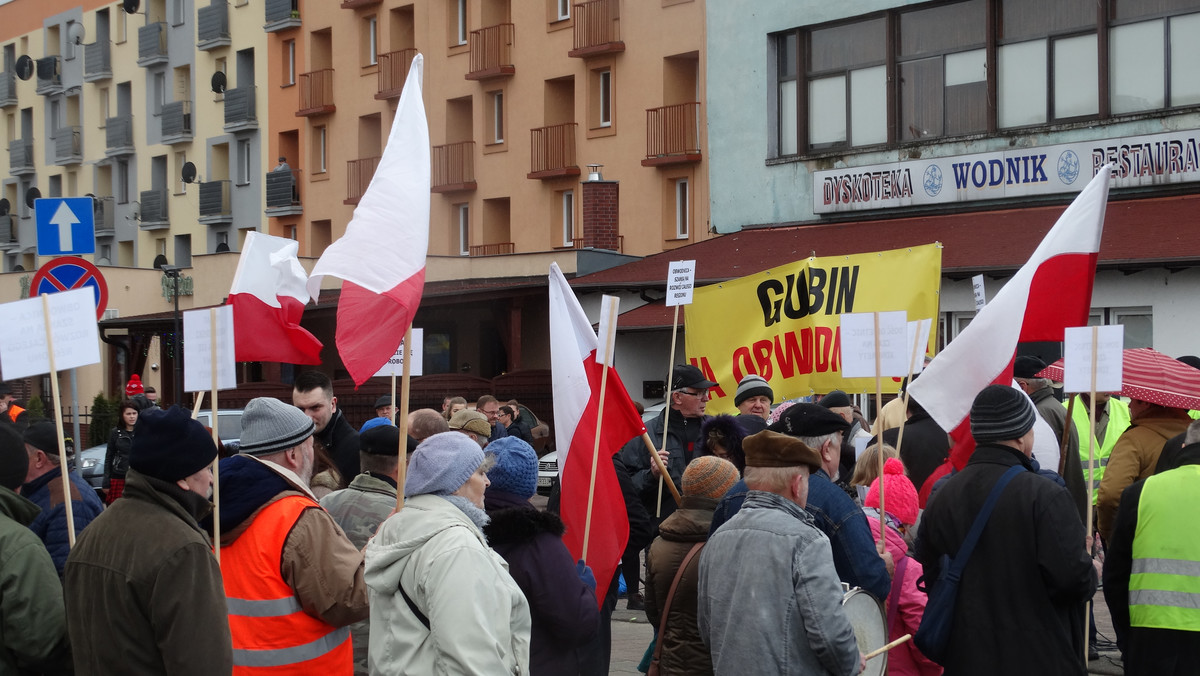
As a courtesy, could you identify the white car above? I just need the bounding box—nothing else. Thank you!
[537,451,558,496]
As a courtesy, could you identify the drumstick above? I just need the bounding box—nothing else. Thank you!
[864,634,912,661]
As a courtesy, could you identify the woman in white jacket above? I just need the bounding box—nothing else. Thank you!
[365,431,532,675]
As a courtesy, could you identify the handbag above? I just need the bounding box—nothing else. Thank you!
[914,464,1024,664]
[647,542,704,676]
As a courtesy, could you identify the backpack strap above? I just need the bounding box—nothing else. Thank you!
[946,464,1025,581]
[886,554,909,632]
[652,542,705,663]
[399,580,431,631]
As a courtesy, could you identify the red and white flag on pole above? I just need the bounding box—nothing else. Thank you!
[908,165,1113,500]
[227,232,323,364]
[549,263,646,605]
[307,54,430,385]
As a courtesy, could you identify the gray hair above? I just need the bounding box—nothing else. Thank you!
[799,433,838,453]
[744,465,805,494]
[1186,419,1200,445]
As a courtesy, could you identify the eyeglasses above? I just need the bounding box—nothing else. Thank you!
[677,389,710,401]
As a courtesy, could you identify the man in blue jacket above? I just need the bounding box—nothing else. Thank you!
[20,421,104,575]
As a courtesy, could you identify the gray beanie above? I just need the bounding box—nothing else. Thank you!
[734,375,774,407]
[238,397,315,455]
[970,385,1038,444]
[406,431,485,497]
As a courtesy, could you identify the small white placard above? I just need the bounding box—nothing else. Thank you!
[0,288,102,380]
[374,328,425,377]
[839,311,909,378]
[854,435,871,460]
[184,306,237,392]
[596,296,620,365]
[972,274,987,311]
[905,318,933,375]
[665,260,697,307]
[1063,325,1124,393]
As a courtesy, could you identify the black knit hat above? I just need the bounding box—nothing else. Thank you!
[0,425,28,490]
[734,375,774,407]
[131,406,219,482]
[970,385,1037,444]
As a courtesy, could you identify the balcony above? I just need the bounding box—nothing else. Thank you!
[0,214,18,251]
[138,23,168,67]
[341,0,380,7]
[35,56,62,95]
[160,100,193,144]
[105,115,135,156]
[93,197,116,236]
[265,169,302,216]
[53,126,82,165]
[0,72,15,107]
[528,123,579,179]
[569,0,623,58]
[469,242,514,256]
[466,24,514,81]
[198,180,232,225]
[265,0,300,32]
[375,48,417,100]
[297,69,334,116]
[431,142,476,193]
[643,102,702,167]
[8,139,34,175]
[138,188,169,230]
[223,86,257,132]
[198,1,231,51]
[84,41,112,82]
[571,235,623,253]
[344,157,380,205]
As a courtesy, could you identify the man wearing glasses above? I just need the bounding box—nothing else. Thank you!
[623,364,716,523]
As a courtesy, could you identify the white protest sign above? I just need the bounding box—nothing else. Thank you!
[374,328,425,377]
[839,311,909,378]
[1063,325,1124,393]
[665,260,696,307]
[184,306,236,392]
[596,295,620,365]
[854,434,871,460]
[972,274,987,311]
[0,288,101,380]
[905,318,933,375]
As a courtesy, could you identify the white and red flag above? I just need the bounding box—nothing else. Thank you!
[306,54,430,385]
[549,263,646,606]
[227,231,323,364]
[908,164,1113,500]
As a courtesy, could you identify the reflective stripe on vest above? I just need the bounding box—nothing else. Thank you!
[1069,397,1131,504]
[1129,465,1200,631]
[222,494,353,674]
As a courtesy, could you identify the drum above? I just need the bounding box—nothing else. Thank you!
[843,587,887,676]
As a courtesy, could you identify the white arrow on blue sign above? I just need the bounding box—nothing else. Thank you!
[35,197,96,256]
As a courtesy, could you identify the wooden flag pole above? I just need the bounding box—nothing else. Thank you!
[893,322,925,466]
[191,391,205,419]
[584,296,622,560]
[394,327,413,512]
[41,294,76,547]
[641,433,683,505]
[656,304,681,518]
[581,355,613,561]
[390,373,398,425]
[209,308,221,563]
[1084,326,1099,665]
[874,312,886,553]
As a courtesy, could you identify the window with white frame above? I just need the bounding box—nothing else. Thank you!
[561,190,574,246]
[237,139,251,185]
[492,91,504,143]
[599,69,612,127]
[285,40,296,85]
[456,0,468,45]
[456,203,469,255]
[557,0,570,21]
[171,0,185,26]
[316,126,327,173]
[153,72,166,114]
[367,17,378,66]
[175,150,187,194]
[674,178,689,239]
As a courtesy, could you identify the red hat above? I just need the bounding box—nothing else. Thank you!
[865,458,919,526]
[125,374,144,397]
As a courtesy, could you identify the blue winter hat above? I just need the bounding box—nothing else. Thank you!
[406,431,486,497]
[360,416,394,433]
[485,436,538,498]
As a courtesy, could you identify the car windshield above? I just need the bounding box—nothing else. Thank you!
[197,413,242,440]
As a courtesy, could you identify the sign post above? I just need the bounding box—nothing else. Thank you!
[655,260,695,516]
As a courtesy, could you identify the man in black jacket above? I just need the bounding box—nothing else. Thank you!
[916,385,1095,676]
[293,371,360,488]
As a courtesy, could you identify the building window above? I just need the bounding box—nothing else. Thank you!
[218,231,228,246]
[116,159,129,204]
[286,225,296,240]
[557,0,570,21]
[456,0,468,45]
[153,71,166,114]
[284,40,296,86]
[561,190,574,246]
[599,69,612,127]
[98,87,110,126]
[674,178,689,239]
[456,203,469,255]
[491,90,504,143]
[175,151,187,194]
[237,139,251,185]
[365,16,378,66]
[116,9,127,44]
[315,126,327,173]
[171,0,185,26]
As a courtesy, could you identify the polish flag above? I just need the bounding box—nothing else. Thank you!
[549,263,647,606]
[227,232,323,364]
[908,165,1113,501]
[306,55,429,385]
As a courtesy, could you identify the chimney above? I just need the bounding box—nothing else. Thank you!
[580,164,619,251]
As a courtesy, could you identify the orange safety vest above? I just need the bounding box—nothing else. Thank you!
[6,404,24,423]
[222,495,352,675]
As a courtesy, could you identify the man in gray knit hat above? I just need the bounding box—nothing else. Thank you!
[216,397,369,672]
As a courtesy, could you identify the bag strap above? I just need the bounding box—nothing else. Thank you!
[946,464,1025,580]
[886,554,909,631]
[399,580,431,631]
[653,542,705,663]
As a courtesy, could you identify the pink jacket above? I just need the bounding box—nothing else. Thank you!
[867,514,942,676]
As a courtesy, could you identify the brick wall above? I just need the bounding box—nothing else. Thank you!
[581,180,620,250]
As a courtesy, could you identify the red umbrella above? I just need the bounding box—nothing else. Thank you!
[1035,347,1200,410]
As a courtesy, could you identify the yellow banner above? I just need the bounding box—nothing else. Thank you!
[684,243,942,415]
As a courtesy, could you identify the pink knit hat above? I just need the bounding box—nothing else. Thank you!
[865,458,919,526]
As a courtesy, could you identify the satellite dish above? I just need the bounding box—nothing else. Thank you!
[67,22,86,46]
[153,254,169,269]
[15,55,33,80]
[25,187,41,209]
[0,198,9,216]
[215,242,230,253]
[211,71,227,94]
[123,0,140,14]
[181,161,197,184]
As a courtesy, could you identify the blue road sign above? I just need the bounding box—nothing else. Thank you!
[35,197,96,256]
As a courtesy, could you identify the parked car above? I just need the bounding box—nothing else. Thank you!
[194,409,244,446]
[537,451,558,497]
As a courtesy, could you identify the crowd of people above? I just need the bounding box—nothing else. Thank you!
[0,354,1197,675]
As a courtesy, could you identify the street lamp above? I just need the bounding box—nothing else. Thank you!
[160,265,183,407]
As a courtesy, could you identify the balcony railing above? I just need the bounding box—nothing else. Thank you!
[344,157,380,205]
[35,56,61,95]
[160,100,193,143]
[376,48,417,100]
[198,1,231,50]
[265,169,302,215]
[0,213,18,250]
[84,41,112,81]
[571,235,623,253]
[297,69,335,116]
[224,86,257,131]
[528,123,579,179]
[106,115,135,155]
[431,142,476,193]
[198,180,232,223]
[0,72,15,107]
[569,0,623,57]
[138,22,168,66]
[8,139,34,175]
[341,0,380,7]
[469,242,514,256]
[54,126,82,165]
[643,102,702,166]
[93,197,115,236]
[265,0,300,32]
[466,23,515,80]
[139,188,169,229]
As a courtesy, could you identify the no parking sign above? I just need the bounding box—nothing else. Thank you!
[29,256,109,320]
